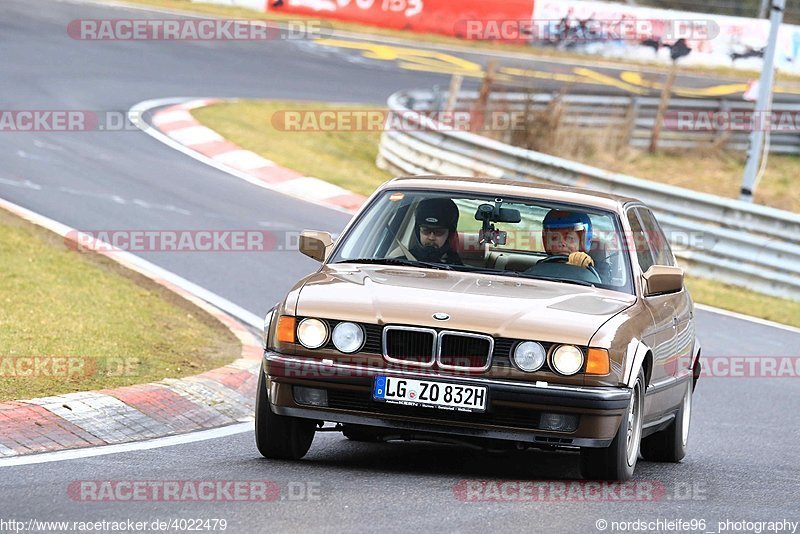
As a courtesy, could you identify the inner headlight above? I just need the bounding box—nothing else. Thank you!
[512,341,546,372]
[297,318,328,349]
[551,345,585,375]
[332,322,365,353]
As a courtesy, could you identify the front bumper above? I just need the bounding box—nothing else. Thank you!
[264,351,631,448]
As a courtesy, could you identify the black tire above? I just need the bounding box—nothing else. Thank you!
[580,369,645,481]
[254,370,315,460]
[341,425,382,443]
[641,378,692,462]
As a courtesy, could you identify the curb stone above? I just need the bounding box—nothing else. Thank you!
[0,198,263,458]
[151,99,367,213]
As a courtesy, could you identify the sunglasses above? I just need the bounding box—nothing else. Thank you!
[419,226,449,238]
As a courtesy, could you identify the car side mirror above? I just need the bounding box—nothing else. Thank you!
[642,265,684,297]
[299,230,334,262]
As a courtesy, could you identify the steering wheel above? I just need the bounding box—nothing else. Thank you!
[538,254,602,283]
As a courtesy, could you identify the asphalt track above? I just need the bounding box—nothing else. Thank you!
[1,0,799,531]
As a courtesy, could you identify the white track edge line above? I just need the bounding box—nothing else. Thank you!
[0,422,252,467]
[694,303,800,335]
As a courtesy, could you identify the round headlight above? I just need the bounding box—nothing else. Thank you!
[551,345,585,375]
[297,318,328,349]
[512,341,546,372]
[332,322,365,354]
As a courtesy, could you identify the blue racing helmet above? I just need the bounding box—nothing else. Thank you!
[542,210,592,251]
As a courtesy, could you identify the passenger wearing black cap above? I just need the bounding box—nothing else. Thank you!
[409,198,463,265]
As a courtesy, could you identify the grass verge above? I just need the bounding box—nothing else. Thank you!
[191,98,800,328]
[0,209,241,401]
[114,0,800,82]
[555,144,800,214]
[685,276,800,329]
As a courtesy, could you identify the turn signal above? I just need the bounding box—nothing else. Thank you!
[276,316,297,344]
[586,348,610,375]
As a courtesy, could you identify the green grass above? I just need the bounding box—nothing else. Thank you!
[568,147,800,214]
[685,276,800,329]
[116,0,800,82]
[192,100,393,196]
[192,98,800,328]
[0,210,241,401]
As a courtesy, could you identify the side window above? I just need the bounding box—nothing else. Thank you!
[626,208,654,272]
[635,208,675,267]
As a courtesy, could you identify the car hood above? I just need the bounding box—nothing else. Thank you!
[295,265,636,346]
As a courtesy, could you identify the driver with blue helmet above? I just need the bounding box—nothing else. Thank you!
[539,210,595,268]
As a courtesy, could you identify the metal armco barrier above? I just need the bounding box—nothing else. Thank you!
[377,89,800,301]
[434,91,800,155]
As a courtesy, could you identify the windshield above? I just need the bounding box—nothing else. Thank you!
[330,190,634,294]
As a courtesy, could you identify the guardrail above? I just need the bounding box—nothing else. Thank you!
[377,89,800,301]
[429,90,800,155]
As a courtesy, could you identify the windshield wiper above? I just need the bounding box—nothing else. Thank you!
[447,265,520,277]
[334,258,453,270]
[516,273,595,287]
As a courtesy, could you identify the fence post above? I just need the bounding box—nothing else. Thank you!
[445,74,463,113]
[622,96,640,150]
[649,62,678,153]
[471,60,497,132]
[713,99,732,149]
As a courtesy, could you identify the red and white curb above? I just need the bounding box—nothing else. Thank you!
[0,197,264,458]
[134,97,367,214]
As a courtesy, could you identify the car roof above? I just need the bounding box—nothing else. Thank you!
[379,176,638,212]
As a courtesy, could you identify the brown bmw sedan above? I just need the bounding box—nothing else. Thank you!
[256,176,701,481]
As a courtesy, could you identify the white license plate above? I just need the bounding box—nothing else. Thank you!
[373,376,487,413]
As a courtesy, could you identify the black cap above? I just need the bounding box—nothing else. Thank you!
[415,198,459,231]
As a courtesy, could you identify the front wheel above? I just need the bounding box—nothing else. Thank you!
[580,369,645,481]
[254,370,316,460]
[641,378,692,462]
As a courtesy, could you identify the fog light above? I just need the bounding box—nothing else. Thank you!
[539,413,579,432]
[293,386,328,407]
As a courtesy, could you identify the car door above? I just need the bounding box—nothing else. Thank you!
[635,207,694,387]
[626,206,676,419]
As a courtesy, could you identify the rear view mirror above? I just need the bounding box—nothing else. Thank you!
[474,203,521,223]
[642,265,684,297]
[299,230,333,262]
